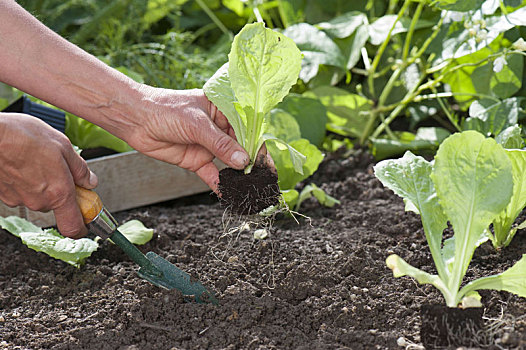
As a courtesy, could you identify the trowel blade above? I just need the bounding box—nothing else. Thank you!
[137,251,219,305]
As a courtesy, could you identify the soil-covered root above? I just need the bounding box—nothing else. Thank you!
[218,164,280,215]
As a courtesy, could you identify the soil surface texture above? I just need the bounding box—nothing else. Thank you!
[1,150,526,350]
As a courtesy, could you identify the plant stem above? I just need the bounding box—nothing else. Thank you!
[402,1,424,62]
[195,0,233,40]
[367,0,411,98]
[431,86,461,131]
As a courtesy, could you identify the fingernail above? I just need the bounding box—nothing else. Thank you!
[231,151,248,168]
[89,171,98,187]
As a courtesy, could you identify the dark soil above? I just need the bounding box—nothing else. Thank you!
[2,149,526,349]
[218,164,280,215]
[420,305,484,348]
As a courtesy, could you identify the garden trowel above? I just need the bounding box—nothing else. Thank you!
[75,186,218,304]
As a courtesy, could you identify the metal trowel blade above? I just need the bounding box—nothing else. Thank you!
[137,251,219,305]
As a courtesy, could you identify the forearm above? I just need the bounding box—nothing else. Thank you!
[0,1,147,138]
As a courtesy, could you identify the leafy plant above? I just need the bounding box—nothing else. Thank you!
[488,127,526,249]
[204,22,305,173]
[374,131,526,307]
[0,216,154,267]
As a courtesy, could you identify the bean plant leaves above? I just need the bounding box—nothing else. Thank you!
[431,131,513,292]
[283,23,346,82]
[276,94,328,146]
[464,97,523,136]
[265,109,302,143]
[431,0,484,12]
[495,125,525,149]
[368,15,434,46]
[374,152,449,281]
[303,86,373,138]
[316,11,367,39]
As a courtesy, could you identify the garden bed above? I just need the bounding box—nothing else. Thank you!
[1,152,526,349]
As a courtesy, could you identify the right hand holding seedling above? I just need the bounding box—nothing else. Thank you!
[0,113,98,238]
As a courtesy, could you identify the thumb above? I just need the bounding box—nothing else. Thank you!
[63,145,98,189]
[199,126,249,169]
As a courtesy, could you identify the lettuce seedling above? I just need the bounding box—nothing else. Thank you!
[204,22,305,174]
[489,127,526,249]
[375,131,526,307]
[0,216,154,267]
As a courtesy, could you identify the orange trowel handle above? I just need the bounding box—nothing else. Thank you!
[75,186,104,224]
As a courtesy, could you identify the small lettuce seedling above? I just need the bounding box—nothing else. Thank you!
[374,131,526,307]
[204,22,305,174]
[489,126,526,249]
[0,216,154,268]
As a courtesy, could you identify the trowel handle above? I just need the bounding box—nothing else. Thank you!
[75,186,117,239]
[75,186,103,224]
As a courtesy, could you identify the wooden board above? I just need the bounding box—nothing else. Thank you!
[0,151,222,227]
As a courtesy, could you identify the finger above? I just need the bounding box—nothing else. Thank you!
[195,162,220,194]
[62,144,98,189]
[209,101,230,131]
[197,125,249,170]
[53,192,88,239]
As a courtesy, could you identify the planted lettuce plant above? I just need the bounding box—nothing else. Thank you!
[374,131,526,308]
[0,216,153,267]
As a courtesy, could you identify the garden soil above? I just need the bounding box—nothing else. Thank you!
[1,150,526,350]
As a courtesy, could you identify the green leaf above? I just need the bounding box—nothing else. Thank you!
[374,152,449,282]
[117,220,154,245]
[229,22,302,160]
[295,183,340,210]
[303,86,373,138]
[230,23,302,117]
[316,11,367,39]
[459,254,526,300]
[19,231,98,268]
[368,15,434,46]
[464,98,523,136]
[276,94,328,146]
[431,0,484,11]
[431,131,513,294]
[266,109,302,143]
[386,254,453,303]
[263,135,307,175]
[66,114,133,153]
[489,53,523,99]
[335,24,369,70]
[0,216,42,238]
[281,189,299,209]
[495,125,525,149]
[204,63,246,148]
[283,23,346,82]
[0,216,98,267]
[267,138,323,190]
[492,150,526,248]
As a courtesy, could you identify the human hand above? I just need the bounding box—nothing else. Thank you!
[120,87,250,193]
[0,113,98,238]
